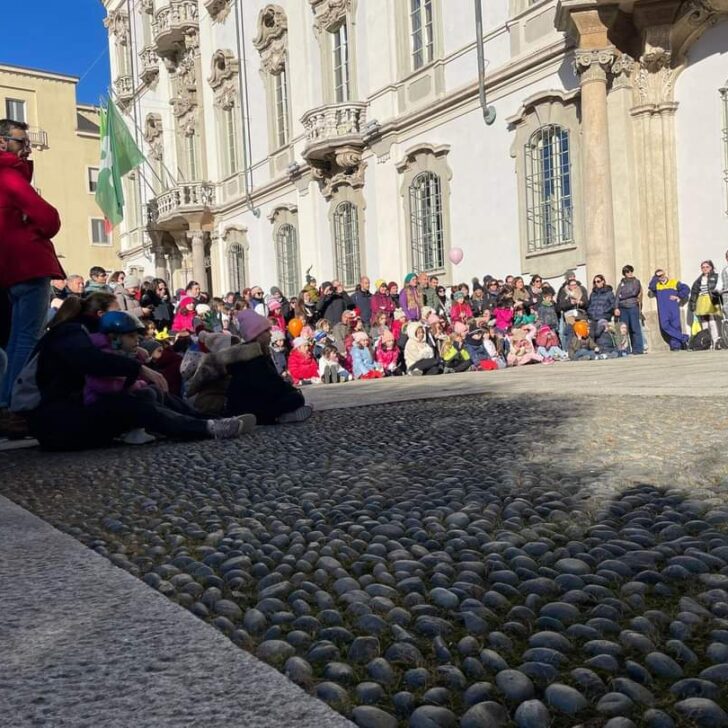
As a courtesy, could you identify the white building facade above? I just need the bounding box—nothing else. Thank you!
[102,0,728,324]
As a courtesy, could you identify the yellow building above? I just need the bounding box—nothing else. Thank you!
[0,62,120,279]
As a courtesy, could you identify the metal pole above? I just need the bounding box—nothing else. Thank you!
[474,0,496,126]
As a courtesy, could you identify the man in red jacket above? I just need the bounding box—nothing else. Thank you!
[0,119,64,418]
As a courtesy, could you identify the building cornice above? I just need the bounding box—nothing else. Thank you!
[0,63,79,84]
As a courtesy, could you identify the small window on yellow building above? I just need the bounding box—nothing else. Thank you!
[91,218,110,246]
[88,167,99,193]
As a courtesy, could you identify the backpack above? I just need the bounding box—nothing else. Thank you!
[688,329,712,351]
[10,351,41,413]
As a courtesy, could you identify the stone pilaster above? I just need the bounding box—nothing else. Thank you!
[188,231,207,289]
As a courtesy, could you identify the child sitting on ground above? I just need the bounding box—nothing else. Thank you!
[568,320,600,361]
[270,329,289,376]
[225,310,313,423]
[464,324,492,369]
[375,329,401,376]
[536,289,559,331]
[440,322,472,373]
[318,345,352,383]
[313,319,336,358]
[85,311,155,445]
[482,326,507,369]
[494,294,514,335]
[507,327,545,366]
[287,336,321,385]
[595,320,619,359]
[534,325,568,362]
[140,338,184,396]
[351,331,384,379]
[513,301,536,328]
[615,321,632,357]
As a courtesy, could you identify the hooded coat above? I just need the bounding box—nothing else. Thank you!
[0,151,64,287]
[404,322,434,369]
[172,297,197,332]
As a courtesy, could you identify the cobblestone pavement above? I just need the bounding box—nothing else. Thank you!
[3,393,728,727]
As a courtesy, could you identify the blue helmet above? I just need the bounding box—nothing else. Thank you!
[99,311,145,335]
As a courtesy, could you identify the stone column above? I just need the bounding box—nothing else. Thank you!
[152,244,168,281]
[188,231,207,287]
[575,47,617,283]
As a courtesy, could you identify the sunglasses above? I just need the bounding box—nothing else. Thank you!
[2,135,29,147]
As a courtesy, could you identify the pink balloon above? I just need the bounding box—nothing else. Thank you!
[449,247,464,265]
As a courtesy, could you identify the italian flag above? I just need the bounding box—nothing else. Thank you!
[95,98,144,234]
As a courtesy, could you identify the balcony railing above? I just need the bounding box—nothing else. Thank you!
[301,102,368,162]
[153,0,199,57]
[154,181,216,223]
[139,45,160,84]
[27,127,48,149]
[114,75,134,103]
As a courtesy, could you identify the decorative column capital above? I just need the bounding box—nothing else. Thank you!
[187,230,205,246]
[574,47,616,84]
[611,53,636,90]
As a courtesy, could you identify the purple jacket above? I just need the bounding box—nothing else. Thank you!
[399,288,421,321]
[84,333,147,405]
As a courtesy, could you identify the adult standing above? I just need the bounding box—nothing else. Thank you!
[249,285,268,317]
[0,118,63,415]
[648,268,690,351]
[614,265,644,354]
[142,278,175,331]
[399,273,421,321]
[85,266,112,294]
[115,275,149,320]
[316,280,352,326]
[527,275,544,307]
[586,274,616,335]
[418,272,438,310]
[688,260,721,346]
[351,276,373,327]
[370,279,395,325]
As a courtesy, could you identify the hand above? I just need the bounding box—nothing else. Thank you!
[669,295,680,302]
[140,366,169,393]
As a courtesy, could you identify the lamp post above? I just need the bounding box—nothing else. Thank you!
[474,0,496,126]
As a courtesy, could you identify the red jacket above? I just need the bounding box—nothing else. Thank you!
[0,151,64,288]
[287,348,318,385]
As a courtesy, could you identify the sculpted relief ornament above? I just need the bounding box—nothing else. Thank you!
[309,0,351,33]
[144,113,164,160]
[208,50,240,110]
[253,5,288,74]
[104,9,129,46]
[573,47,615,83]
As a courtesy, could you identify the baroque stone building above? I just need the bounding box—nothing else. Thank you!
[102,0,728,324]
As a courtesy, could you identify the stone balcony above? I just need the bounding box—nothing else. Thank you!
[151,181,216,228]
[114,75,134,105]
[152,0,199,60]
[139,45,160,85]
[301,101,368,164]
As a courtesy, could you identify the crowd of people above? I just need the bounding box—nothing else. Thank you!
[1,116,726,450]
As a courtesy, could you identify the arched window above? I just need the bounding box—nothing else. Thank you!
[275,223,300,297]
[525,124,573,251]
[409,171,444,273]
[333,201,360,287]
[228,242,246,293]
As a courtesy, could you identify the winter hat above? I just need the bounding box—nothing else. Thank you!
[195,303,211,316]
[421,306,434,321]
[453,322,468,336]
[125,275,141,289]
[404,272,417,285]
[301,325,314,340]
[179,296,196,310]
[374,278,386,290]
[271,329,286,343]
[426,312,440,325]
[453,291,465,301]
[388,281,398,289]
[381,329,395,344]
[140,339,162,356]
[352,331,369,345]
[268,299,282,312]
[292,336,308,349]
[199,331,235,354]
[393,308,407,321]
[236,309,271,342]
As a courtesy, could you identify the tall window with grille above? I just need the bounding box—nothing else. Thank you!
[410,0,434,70]
[228,243,246,293]
[722,85,728,216]
[274,68,290,147]
[409,171,444,273]
[524,124,573,252]
[276,224,300,297]
[332,23,350,103]
[333,202,360,287]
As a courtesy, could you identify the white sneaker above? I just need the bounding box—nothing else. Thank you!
[207,415,255,439]
[121,428,156,445]
[277,405,313,424]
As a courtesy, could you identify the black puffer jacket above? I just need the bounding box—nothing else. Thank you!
[689,271,719,311]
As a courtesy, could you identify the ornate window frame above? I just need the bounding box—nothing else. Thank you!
[223,225,250,293]
[208,49,241,178]
[254,5,293,156]
[396,143,452,278]
[328,184,366,289]
[269,205,301,297]
[508,90,583,277]
[310,0,359,105]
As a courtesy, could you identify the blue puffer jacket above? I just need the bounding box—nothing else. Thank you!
[587,285,616,322]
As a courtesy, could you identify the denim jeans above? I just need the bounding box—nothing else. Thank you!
[619,305,644,354]
[1,277,51,408]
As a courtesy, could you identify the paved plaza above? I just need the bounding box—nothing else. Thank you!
[2,352,728,727]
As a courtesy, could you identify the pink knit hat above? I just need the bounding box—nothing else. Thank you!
[236,310,271,342]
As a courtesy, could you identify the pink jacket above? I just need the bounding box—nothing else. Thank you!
[172,297,197,333]
[375,341,400,369]
[84,333,148,405]
[494,306,514,331]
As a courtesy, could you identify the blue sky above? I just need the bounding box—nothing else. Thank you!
[2,0,111,105]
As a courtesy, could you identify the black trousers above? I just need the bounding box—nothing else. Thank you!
[30,392,209,451]
[410,357,441,375]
